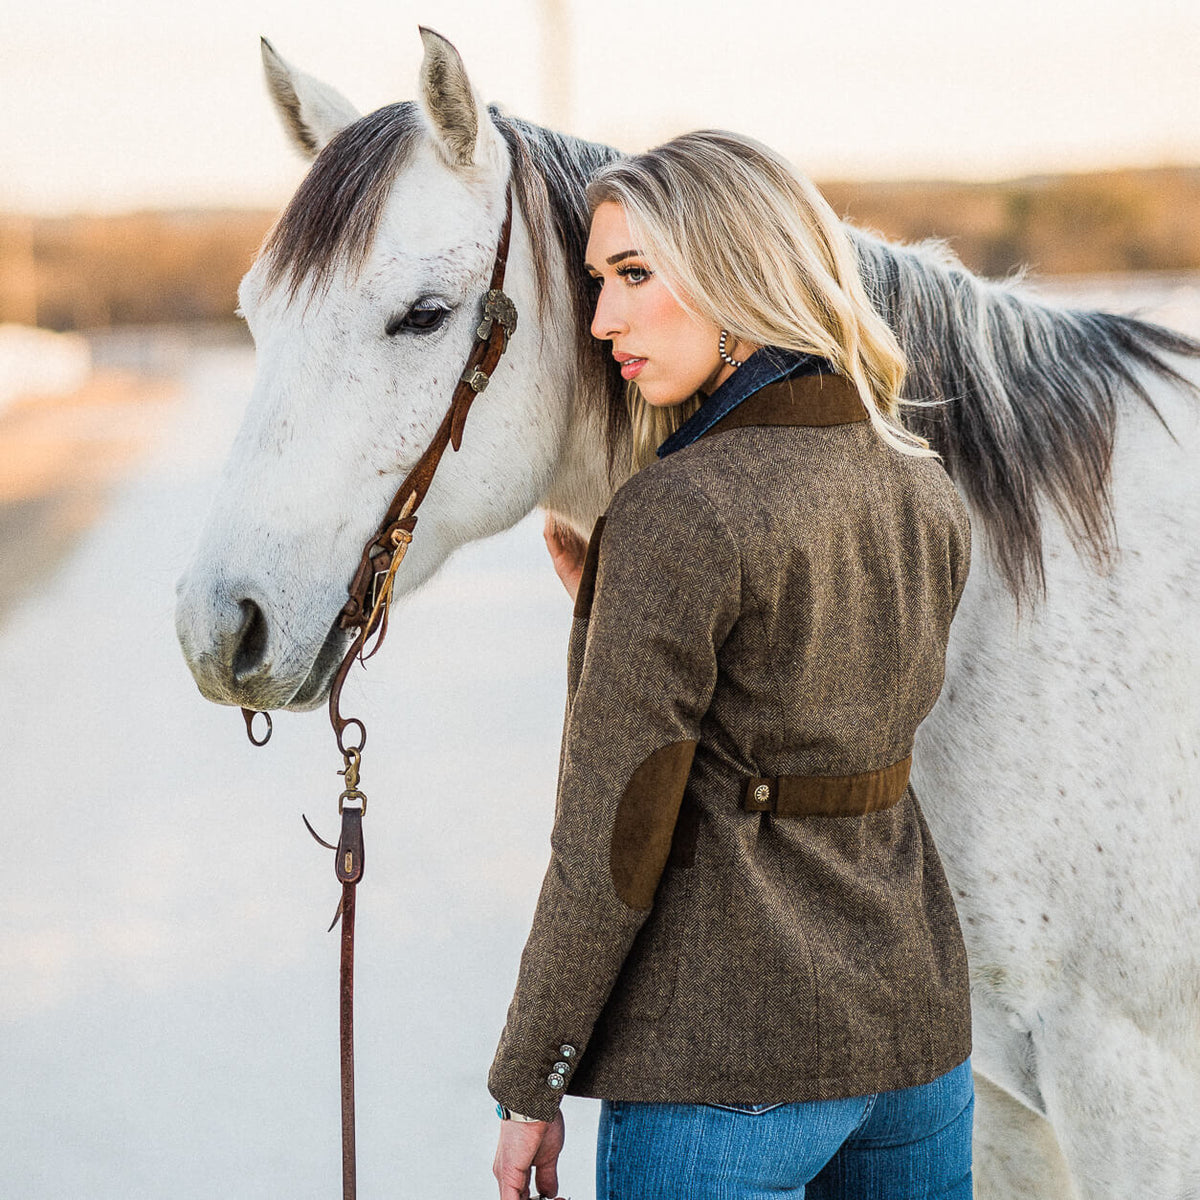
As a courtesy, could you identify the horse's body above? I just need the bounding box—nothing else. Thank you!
[175,28,1200,1198]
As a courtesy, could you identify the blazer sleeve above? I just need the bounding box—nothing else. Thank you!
[487,470,742,1119]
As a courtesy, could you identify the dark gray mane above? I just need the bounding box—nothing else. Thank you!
[853,231,1200,606]
[486,110,629,477]
[262,102,426,300]
[260,102,631,481]
[259,102,1200,608]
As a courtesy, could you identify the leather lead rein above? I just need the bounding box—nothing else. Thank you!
[239,180,518,1199]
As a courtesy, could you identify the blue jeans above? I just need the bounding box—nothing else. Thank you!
[595,1055,973,1199]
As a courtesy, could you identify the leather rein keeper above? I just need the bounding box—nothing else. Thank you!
[240,179,518,1200]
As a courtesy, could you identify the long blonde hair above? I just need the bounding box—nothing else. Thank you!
[584,130,938,472]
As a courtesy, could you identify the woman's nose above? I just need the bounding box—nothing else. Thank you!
[591,283,628,342]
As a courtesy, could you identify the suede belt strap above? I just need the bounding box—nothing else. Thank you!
[743,753,912,817]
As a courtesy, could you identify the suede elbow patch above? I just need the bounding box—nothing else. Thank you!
[610,739,698,910]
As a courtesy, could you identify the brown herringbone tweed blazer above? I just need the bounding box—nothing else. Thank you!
[488,370,973,1121]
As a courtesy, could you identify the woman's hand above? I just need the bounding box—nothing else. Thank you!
[493,1110,566,1200]
[543,511,588,604]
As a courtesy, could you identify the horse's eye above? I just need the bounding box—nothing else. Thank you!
[386,300,450,336]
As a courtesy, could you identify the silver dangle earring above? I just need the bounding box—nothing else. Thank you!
[718,329,744,369]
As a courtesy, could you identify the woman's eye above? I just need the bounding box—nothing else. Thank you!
[617,265,651,286]
[585,266,651,291]
[386,300,450,336]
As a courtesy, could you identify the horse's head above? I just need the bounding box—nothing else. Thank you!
[176,28,616,714]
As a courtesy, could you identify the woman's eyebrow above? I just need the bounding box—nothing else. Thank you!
[582,249,643,274]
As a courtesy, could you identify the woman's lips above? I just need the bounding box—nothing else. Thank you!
[619,357,647,381]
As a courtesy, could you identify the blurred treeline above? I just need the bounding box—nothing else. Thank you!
[2,166,1198,332]
[820,165,1200,278]
[0,209,272,331]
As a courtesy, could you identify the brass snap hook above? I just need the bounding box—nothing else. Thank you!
[339,746,362,792]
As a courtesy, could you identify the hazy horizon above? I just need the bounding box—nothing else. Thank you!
[7,163,1200,222]
[3,0,1198,215]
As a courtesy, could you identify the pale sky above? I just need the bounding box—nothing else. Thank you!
[2,0,1199,214]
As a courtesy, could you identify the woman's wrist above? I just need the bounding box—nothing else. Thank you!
[496,1102,544,1123]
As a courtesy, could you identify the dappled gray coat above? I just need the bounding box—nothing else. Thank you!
[488,370,973,1122]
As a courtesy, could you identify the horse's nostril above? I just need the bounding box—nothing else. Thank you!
[232,598,270,682]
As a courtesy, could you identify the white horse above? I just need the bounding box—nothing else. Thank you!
[175,27,1200,1199]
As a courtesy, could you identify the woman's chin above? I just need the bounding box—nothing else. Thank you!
[641,384,690,408]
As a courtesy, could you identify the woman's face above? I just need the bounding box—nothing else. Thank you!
[584,201,746,406]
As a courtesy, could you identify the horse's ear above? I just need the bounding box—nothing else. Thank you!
[261,37,361,160]
[416,26,505,172]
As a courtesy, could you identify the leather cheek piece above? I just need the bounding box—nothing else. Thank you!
[610,738,699,909]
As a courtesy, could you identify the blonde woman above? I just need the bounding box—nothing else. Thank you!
[489,130,974,1200]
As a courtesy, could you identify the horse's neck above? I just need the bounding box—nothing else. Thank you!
[540,393,628,538]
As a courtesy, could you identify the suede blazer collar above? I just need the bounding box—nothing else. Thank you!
[694,370,870,443]
[657,346,871,458]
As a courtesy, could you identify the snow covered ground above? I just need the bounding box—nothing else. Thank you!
[2,273,1197,1199]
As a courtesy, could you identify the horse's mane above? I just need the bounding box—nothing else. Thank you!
[495,120,1200,606]
[485,109,630,486]
[261,102,426,301]
[258,101,1200,607]
[853,231,1200,605]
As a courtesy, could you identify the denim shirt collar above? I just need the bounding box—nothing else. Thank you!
[656,346,832,458]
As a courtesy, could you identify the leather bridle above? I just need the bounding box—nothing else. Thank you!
[240,178,518,1200]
